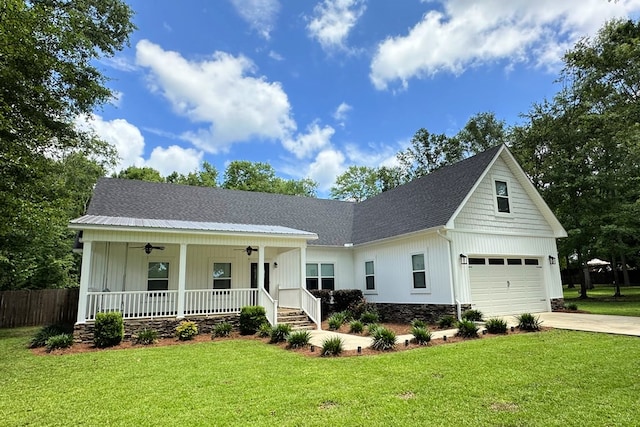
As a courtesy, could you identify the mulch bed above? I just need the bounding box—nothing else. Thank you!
[32,323,550,358]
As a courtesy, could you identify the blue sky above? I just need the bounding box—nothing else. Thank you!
[78,0,640,197]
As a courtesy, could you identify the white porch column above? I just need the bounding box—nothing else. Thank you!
[76,240,92,324]
[177,243,187,318]
[258,245,265,290]
[299,246,307,308]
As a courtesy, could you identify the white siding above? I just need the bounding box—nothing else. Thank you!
[306,247,355,290]
[353,233,453,304]
[454,157,554,236]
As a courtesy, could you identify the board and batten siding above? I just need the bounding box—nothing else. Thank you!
[353,232,453,304]
[453,156,554,236]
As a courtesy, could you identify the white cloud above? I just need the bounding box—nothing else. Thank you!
[282,122,335,159]
[307,0,366,52]
[135,39,296,153]
[102,55,137,72]
[332,102,352,127]
[229,0,280,39]
[370,0,640,90]
[268,50,284,61]
[307,149,346,191]
[146,145,203,176]
[344,142,398,167]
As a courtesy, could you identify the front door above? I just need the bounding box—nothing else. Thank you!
[250,263,270,292]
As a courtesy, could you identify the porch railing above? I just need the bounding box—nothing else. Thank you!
[258,288,277,326]
[86,291,178,320]
[278,286,321,329]
[184,289,258,315]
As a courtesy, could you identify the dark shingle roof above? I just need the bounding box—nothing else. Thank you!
[84,145,501,246]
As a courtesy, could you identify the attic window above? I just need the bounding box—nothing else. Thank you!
[495,180,510,213]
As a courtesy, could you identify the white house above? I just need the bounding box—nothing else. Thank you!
[69,144,567,332]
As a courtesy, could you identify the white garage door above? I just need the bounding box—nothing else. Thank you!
[468,257,548,316]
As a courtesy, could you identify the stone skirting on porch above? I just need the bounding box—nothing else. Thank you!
[373,303,471,324]
[550,298,564,311]
[74,314,240,344]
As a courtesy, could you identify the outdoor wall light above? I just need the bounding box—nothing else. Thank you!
[549,256,557,265]
[460,254,468,265]
[274,262,278,268]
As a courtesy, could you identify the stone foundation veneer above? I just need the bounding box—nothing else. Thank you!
[373,303,471,324]
[74,314,240,344]
[550,298,564,311]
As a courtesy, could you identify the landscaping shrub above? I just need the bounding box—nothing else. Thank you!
[45,333,74,352]
[371,327,397,351]
[327,312,347,330]
[30,324,73,348]
[484,318,508,334]
[309,289,332,319]
[516,313,542,331]
[456,320,479,338]
[410,326,431,345]
[239,306,267,335]
[321,336,343,356]
[94,311,124,348]
[359,310,379,325]
[257,322,272,338]
[287,330,311,348]
[332,289,363,312]
[461,309,483,322]
[269,324,292,343]
[348,320,364,334]
[175,321,198,341]
[411,319,427,329]
[349,299,377,319]
[212,322,233,338]
[135,328,158,345]
[437,315,455,329]
[566,303,578,311]
[366,323,382,336]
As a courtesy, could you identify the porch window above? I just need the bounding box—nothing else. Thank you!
[148,262,169,291]
[365,261,375,290]
[495,180,510,213]
[306,263,335,290]
[411,254,426,289]
[213,263,231,289]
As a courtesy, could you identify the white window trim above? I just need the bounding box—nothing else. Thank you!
[364,260,376,294]
[410,251,430,294]
[146,257,175,291]
[492,175,513,216]
[306,261,336,290]
[210,258,233,289]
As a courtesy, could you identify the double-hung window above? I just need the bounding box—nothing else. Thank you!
[148,262,169,291]
[365,261,375,291]
[213,262,232,289]
[495,180,510,213]
[306,263,335,290]
[411,254,426,289]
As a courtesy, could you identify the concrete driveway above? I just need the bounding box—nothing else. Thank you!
[507,312,640,337]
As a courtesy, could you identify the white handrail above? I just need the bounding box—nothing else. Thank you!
[301,288,321,329]
[258,288,278,326]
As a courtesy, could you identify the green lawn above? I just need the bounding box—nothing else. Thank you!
[1,328,639,426]
[563,285,640,316]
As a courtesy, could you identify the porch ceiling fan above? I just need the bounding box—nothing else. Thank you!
[131,243,165,254]
[234,246,258,256]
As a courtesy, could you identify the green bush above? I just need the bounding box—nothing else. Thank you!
[485,318,508,334]
[516,313,542,331]
[410,326,431,345]
[309,289,332,319]
[212,322,233,338]
[135,328,158,345]
[94,311,124,348]
[366,323,382,336]
[371,327,397,351]
[411,319,427,329]
[456,320,479,338]
[239,306,267,335]
[327,312,347,330]
[348,320,364,334]
[269,324,292,343]
[359,310,379,325]
[438,315,455,329]
[287,330,311,349]
[321,336,344,357]
[45,333,74,352]
[30,324,73,348]
[332,289,363,312]
[461,309,483,322]
[257,322,272,338]
[175,321,198,341]
[348,300,377,319]
[566,303,578,311]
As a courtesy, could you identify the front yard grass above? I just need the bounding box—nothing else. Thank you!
[1,327,639,426]
[563,285,640,316]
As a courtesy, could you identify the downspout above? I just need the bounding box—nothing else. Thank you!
[437,229,462,321]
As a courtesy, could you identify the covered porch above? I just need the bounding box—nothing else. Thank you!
[70,216,322,329]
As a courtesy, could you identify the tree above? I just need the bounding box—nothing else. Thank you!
[166,161,218,187]
[330,166,381,202]
[222,161,317,196]
[114,166,165,182]
[0,0,135,289]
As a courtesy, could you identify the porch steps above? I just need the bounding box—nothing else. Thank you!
[277,308,316,331]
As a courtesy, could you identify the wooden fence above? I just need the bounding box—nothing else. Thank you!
[0,288,79,328]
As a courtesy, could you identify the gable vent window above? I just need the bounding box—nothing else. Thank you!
[495,180,510,213]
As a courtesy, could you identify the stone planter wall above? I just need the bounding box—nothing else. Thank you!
[74,314,240,344]
[550,298,564,311]
[373,303,471,324]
